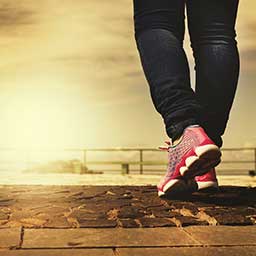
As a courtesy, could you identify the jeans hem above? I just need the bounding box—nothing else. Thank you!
[166,118,198,141]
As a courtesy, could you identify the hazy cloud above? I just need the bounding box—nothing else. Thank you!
[0,0,255,148]
[0,2,36,29]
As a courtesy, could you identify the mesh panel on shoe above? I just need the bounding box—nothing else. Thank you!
[158,128,201,188]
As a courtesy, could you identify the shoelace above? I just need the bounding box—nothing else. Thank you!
[157,140,176,181]
[158,140,171,152]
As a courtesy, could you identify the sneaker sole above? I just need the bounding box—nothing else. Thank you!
[196,181,219,191]
[159,179,188,197]
[180,144,221,179]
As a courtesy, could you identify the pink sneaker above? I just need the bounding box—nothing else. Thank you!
[195,168,219,191]
[157,125,221,197]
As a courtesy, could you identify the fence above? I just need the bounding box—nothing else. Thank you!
[83,147,256,175]
[0,147,255,176]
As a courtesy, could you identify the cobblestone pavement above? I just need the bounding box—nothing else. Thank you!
[0,185,256,255]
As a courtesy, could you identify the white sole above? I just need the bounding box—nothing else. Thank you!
[196,181,218,190]
[180,144,221,178]
[158,179,188,197]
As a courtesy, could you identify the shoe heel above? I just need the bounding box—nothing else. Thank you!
[195,144,221,160]
[161,179,187,197]
[181,145,221,178]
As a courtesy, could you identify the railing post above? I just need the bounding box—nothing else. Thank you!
[83,150,87,166]
[122,163,129,174]
[254,148,256,172]
[81,149,87,174]
[139,149,143,174]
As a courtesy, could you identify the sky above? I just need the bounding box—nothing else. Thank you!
[0,0,255,150]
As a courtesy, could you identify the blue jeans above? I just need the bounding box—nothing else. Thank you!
[133,0,240,147]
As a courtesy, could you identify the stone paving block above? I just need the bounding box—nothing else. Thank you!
[117,206,145,218]
[0,228,21,249]
[78,219,117,228]
[117,247,256,256]
[216,214,253,225]
[184,226,256,245]
[22,227,199,248]
[118,219,140,228]
[203,208,254,225]
[168,202,199,216]
[172,216,208,227]
[69,210,107,220]
[0,249,114,256]
[150,208,178,218]
[138,217,176,227]
[43,217,72,228]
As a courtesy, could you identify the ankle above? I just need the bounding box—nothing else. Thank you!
[172,135,183,146]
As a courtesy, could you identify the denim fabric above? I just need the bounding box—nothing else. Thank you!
[133,0,240,148]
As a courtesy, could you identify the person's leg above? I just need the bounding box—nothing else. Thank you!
[186,0,240,148]
[133,0,222,197]
[133,0,202,143]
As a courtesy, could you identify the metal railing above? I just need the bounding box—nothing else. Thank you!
[83,147,256,175]
[0,147,256,175]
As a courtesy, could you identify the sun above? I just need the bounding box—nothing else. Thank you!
[0,71,95,151]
